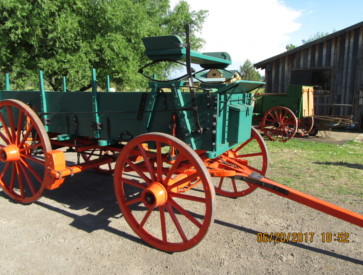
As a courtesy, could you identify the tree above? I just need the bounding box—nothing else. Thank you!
[0,0,207,91]
[286,31,332,51]
[301,31,331,44]
[239,59,261,81]
[285,44,296,51]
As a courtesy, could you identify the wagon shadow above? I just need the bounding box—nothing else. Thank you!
[314,161,363,170]
[36,171,149,249]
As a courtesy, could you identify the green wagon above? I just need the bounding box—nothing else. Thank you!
[253,85,315,142]
[0,27,361,252]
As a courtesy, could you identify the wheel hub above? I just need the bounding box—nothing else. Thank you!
[0,144,20,162]
[142,182,168,208]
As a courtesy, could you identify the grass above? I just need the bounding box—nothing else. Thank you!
[263,138,363,203]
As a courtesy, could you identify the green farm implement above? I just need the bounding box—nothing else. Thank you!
[253,85,315,142]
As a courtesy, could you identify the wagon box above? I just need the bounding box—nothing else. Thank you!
[0,26,361,252]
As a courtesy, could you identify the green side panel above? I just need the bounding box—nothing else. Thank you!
[0,80,255,157]
[253,94,301,117]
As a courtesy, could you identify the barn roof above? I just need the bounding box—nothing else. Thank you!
[254,21,363,69]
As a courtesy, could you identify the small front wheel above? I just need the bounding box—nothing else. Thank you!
[212,127,268,197]
[114,132,215,252]
[298,116,315,136]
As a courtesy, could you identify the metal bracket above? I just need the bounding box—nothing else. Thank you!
[239,172,290,195]
[90,122,103,131]
[42,117,51,126]
[119,131,133,142]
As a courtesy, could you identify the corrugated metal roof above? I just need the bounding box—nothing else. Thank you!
[254,21,363,69]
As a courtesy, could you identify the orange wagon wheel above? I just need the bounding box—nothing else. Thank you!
[114,132,215,252]
[213,127,268,197]
[298,116,315,136]
[0,99,51,203]
[261,106,298,142]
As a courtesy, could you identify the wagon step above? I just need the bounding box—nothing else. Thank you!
[239,171,363,227]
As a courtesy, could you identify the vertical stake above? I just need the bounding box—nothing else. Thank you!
[106,75,110,92]
[91,69,101,138]
[39,70,49,130]
[62,76,67,92]
[5,73,10,91]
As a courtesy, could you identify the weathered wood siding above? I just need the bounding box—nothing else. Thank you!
[257,23,363,127]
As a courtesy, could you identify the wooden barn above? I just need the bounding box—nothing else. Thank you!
[254,21,363,128]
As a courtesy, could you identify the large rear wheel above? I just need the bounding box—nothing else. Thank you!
[114,132,215,252]
[0,99,51,203]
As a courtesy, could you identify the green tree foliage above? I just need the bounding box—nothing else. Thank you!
[0,0,207,91]
[301,31,331,44]
[286,31,332,51]
[239,59,261,81]
[285,43,296,51]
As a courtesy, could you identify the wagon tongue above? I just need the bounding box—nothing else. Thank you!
[238,171,363,227]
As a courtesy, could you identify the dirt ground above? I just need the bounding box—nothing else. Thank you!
[0,131,362,275]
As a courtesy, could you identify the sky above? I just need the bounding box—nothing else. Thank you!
[169,0,363,72]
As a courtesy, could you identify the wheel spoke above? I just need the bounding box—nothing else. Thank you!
[9,162,16,190]
[21,154,45,165]
[18,123,34,149]
[218,177,224,189]
[16,111,24,145]
[156,142,163,182]
[231,178,238,193]
[19,142,42,153]
[0,130,10,145]
[121,177,147,190]
[125,158,151,185]
[124,197,142,206]
[18,161,36,195]
[237,152,263,158]
[0,112,13,143]
[0,162,11,181]
[20,158,42,184]
[12,162,24,198]
[170,192,206,203]
[169,198,202,228]
[139,207,153,228]
[6,106,16,142]
[159,206,167,242]
[164,153,184,184]
[165,203,188,243]
[233,135,253,153]
[137,144,156,182]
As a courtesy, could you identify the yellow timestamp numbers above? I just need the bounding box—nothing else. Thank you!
[256,232,350,243]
